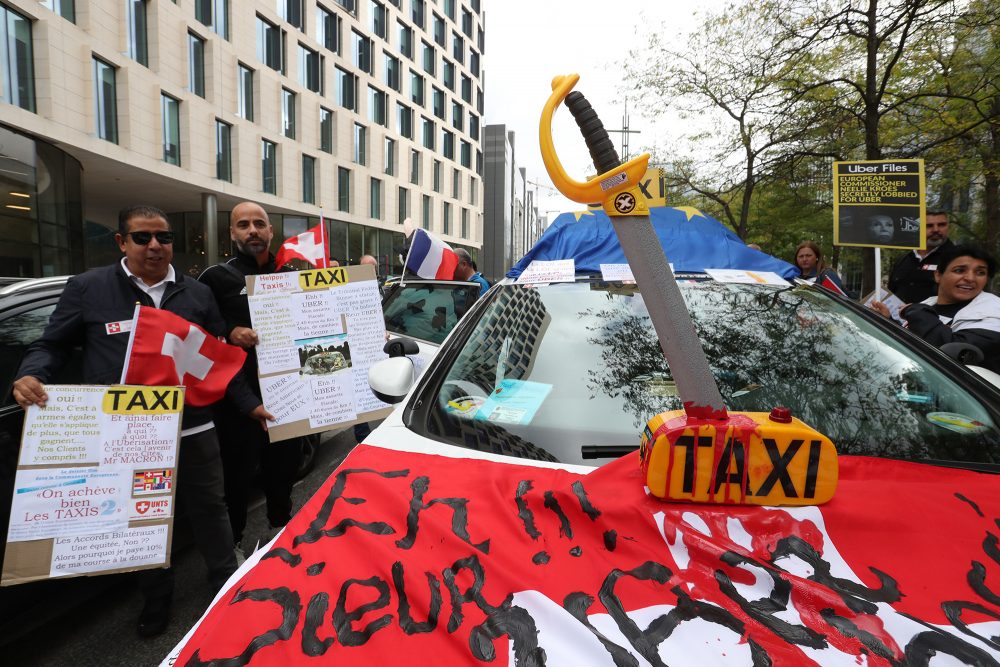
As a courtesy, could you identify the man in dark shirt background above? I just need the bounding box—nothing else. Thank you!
[888,210,954,303]
[199,202,302,556]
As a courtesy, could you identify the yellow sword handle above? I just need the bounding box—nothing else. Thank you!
[539,74,650,210]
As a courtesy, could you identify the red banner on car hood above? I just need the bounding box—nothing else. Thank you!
[169,446,1000,666]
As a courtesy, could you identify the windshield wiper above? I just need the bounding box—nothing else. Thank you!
[581,445,638,459]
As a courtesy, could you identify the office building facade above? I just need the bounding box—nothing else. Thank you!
[1,0,484,277]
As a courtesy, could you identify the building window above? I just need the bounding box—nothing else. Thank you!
[398,21,412,59]
[410,70,424,106]
[469,112,479,140]
[279,0,303,30]
[442,61,454,91]
[461,207,469,238]
[384,137,395,175]
[338,166,351,212]
[368,86,387,127]
[188,32,205,98]
[299,44,323,93]
[409,149,420,185]
[352,29,371,74]
[397,187,409,224]
[432,87,445,119]
[320,107,333,152]
[257,15,283,72]
[422,116,434,150]
[195,0,228,39]
[216,119,232,181]
[370,0,386,39]
[2,5,35,112]
[302,154,316,204]
[470,175,478,205]
[262,139,277,194]
[161,94,181,165]
[237,63,254,120]
[353,122,366,164]
[334,0,355,15]
[460,140,471,168]
[433,13,444,46]
[42,0,75,22]
[397,102,412,139]
[316,5,340,53]
[461,74,471,103]
[432,159,441,192]
[125,0,148,66]
[469,50,479,77]
[385,54,400,92]
[336,66,356,110]
[452,168,460,197]
[442,202,451,235]
[441,129,454,160]
[92,57,117,142]
[282,88,296,139]
[411,0,424,29]
[444,0,455,20]
[370,177,382,219]
[462,7,473,36]
[421,194,431,229]
[421,40,435,75]
[451,101,463,131]
[452,32,463,64]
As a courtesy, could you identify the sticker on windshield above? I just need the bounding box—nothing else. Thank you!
[474,379,552,425]
[926,412,987,434]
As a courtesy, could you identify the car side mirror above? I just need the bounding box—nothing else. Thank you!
[368,357,415,404]
[940,342,984,365]
[383,337,419,358]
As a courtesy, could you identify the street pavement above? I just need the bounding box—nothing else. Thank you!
[4,427,359,667]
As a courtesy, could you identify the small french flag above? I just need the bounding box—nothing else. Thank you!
[405,228,459,279]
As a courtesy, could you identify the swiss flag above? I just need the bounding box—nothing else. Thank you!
[275,221,329,269]
[820,273,848,296]
[122,306,247,406]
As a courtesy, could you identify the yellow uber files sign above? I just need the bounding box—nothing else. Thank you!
[640,410,838,506]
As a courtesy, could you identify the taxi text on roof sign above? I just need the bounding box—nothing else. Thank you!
[101,386,184,414]
[298,267,349,291]
[640,409,838,505]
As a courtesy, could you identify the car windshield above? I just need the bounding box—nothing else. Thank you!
[383,282,479,345]
[418,279,1000,466]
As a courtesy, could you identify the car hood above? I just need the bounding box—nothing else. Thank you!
[164,444,998,665]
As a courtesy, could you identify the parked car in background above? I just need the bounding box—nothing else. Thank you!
[381,278,481,377]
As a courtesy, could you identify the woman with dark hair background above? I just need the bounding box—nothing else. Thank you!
[871,244,1000,372]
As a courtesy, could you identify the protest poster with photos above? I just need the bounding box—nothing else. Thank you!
[246,264,392,442]
[2,385,182,587]
[833,159,925,249]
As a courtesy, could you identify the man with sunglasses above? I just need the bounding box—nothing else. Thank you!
[12,205,268,638]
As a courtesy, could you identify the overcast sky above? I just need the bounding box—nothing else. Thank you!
[482,0,725,219]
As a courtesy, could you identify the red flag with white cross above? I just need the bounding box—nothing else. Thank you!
[274,220,330,269]
[121,306,246,406]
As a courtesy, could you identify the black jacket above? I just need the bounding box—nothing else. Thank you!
[198,251,277,396]
[16,262,260,429]
[888,239,954,304]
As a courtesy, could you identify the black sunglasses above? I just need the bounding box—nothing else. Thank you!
[126,231,175,245]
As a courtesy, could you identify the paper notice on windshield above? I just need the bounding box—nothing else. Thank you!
[600,264,635,283]
[863,288,906,324]
[516,259,575,284]
[474,379,552,425]
[2,384,182,587]
[247,265,392,443]
[705,269,789,286]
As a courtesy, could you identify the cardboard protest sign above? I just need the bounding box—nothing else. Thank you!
[3,385,182,586]
[167,444,999,666]
[833,159,925,249]
[246,264,392,443]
